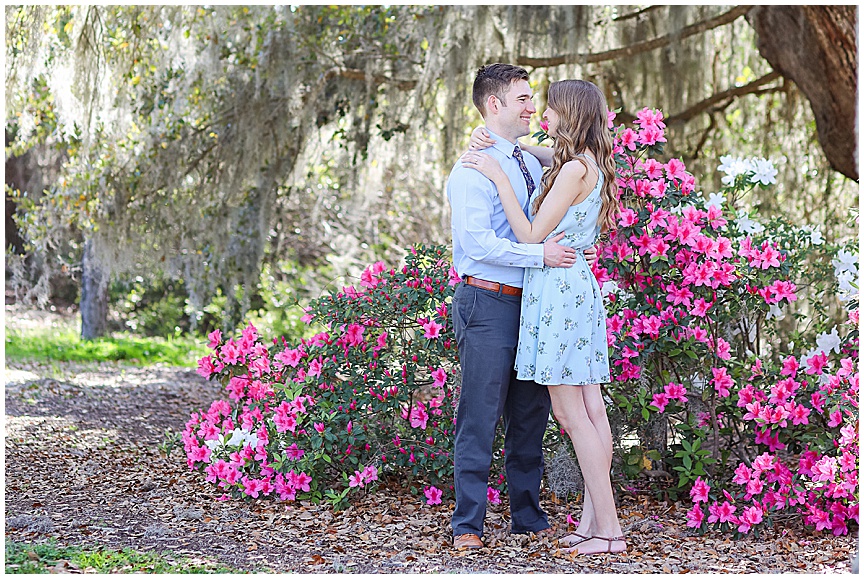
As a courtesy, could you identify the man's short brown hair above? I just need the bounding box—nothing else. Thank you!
[472,63,530,118]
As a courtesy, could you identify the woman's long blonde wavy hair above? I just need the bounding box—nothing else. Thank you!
[533,80,619,232]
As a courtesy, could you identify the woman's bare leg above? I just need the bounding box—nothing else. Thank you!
[549,384,625,554]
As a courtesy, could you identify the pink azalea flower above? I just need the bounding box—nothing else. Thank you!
[640,158,663,180]
[618,207,638,228]
[715,338,732,361]
[620,128,638,151]
[827,409,843,428]
[220,340,241,365]
[422,320,444,339]
[349,470,365,488]
[711,501,737,524]
[690,298,712,318]
[733,463,752,485]
[285,443,305,460]
[647,237,671,258]
[839,424,857,446]
[207,329,223,349]
[686,503,705,528]
[690,477,710,503]
[664,382,688,403]
[606,110,616,130]
[424,485,443,505]
[197,356,217,379]
[790,403,811,425]
[737,505,763,533]
[362,465,379,483]
[487,487,502,505]
[409,402,429,429]
[638,125,666,146]
[431,367,447,388]
[566,513,579,526]
[712,367,734,398]
[635,107,666,129]
[651,392,669,412]
[345,323,365,347]
[288,470,312,492]
[307,357,324,377]
[665,158,687,181]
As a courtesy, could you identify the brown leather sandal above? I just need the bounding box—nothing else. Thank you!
[583,535,627,554]
[558,531,590,547]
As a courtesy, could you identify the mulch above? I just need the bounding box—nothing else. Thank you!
[4,359,858,573]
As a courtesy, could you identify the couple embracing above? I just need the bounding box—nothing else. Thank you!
[447,63,625,555]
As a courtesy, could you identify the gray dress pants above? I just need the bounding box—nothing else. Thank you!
[450,282,552,538]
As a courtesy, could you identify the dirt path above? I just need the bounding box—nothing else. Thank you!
[4,359,857,573]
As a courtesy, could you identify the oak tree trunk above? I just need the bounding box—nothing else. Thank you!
[80,238,108,340]
[747,6,858,180]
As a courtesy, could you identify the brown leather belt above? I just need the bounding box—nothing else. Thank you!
[464,276,523,297]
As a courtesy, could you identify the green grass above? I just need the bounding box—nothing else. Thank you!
[4,540,240,573]
[4,327,208,367]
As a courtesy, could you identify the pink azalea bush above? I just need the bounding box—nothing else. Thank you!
[185,246,466,509]
[598,108,859,537]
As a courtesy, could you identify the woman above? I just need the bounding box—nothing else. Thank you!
[461,79,625,555]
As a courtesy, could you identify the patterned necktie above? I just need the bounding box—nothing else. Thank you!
[512,146,536,199]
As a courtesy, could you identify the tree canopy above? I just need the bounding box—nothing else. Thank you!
[5,5,857,337]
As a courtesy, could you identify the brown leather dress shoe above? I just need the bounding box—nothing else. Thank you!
[453,533,484,550]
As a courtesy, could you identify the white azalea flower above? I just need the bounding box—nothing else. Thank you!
[748,157,778,185]
[718,155,747,177]
[226,428,249,447]
[815,326,842,355]
[705,191,725,209]
[204,438,223,451]
[837,270,857,292]
[735,210,765,234]
[601,280,619,298]
[832,249,858,274]
[801,225,824,245]
[766,303,785,320]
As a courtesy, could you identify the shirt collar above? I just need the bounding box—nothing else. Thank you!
[485,128,519,159]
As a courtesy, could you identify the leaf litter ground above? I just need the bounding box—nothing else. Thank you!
[4,359,858,573]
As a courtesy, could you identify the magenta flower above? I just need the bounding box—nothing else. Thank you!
[348,470,365,488]
[422,320,444,339]
[207,329,223,349]
[714,501,738,524]
[690,477,710,503]
[686,503,705,528]
[733,463,752,485]
[284,443,305,460]
[487,487,502,505]
[362,465,379,483]
[650,393,669,413]
[431,368,447,388]
[409,402,429,429]
[737,505,763,533]
[424,485,443,505]
[540,120,549,133]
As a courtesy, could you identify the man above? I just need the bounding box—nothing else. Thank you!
[447,64,589,550]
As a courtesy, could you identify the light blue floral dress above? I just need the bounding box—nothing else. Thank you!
[514,154,611,386]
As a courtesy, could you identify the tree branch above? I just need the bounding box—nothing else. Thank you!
[665,70,783,124]
[517,5,753,68]
[608,5,665,23]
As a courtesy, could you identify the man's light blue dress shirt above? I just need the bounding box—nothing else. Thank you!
[447,129,544,288]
